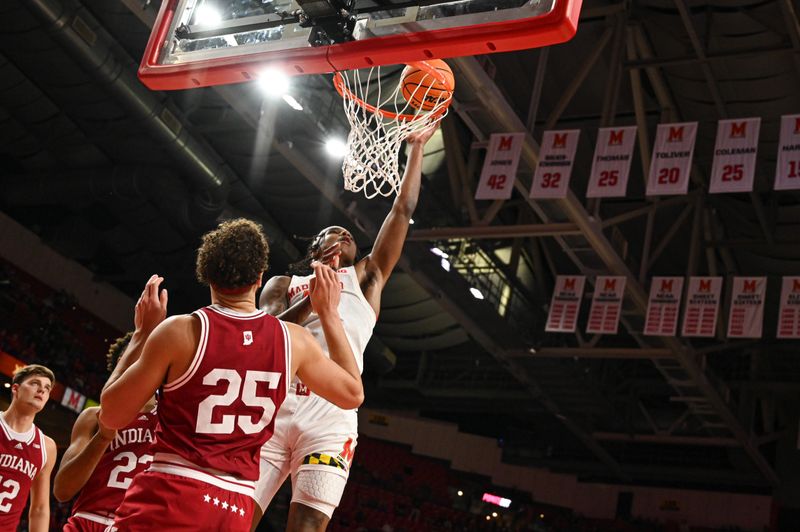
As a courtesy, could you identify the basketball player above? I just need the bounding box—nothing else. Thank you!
[0,364,57,531]
[253,126,437,531]
[99,218,363,531]
[56,281,164,532]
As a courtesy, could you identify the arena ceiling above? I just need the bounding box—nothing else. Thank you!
[2,0,800,493]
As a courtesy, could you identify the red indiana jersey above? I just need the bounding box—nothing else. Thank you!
[68,408,157,523]
[0,414,47,529]
[151,305,290,483]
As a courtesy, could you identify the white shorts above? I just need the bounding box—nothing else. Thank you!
[255,387,358,516]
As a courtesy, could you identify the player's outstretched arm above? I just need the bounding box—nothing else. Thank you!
[364,125,438,285]
[28,435,56,532]
[53,407,116,502]
[100,315,194,429]
[103,274,168,393]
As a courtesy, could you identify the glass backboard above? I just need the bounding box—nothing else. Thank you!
[139,0,582,90]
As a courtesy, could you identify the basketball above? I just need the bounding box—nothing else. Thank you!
[400,60,455,111]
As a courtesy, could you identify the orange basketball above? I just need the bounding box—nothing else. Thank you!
[400,60,455,111]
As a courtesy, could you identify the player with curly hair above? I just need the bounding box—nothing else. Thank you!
[56,298,162,531]
[253,126,437,532]
[0,364,57,532]
[99,218,363,531]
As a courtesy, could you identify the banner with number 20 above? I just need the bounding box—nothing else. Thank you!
[646,122,697,196]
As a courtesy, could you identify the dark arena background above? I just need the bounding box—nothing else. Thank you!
[2,0,800,530]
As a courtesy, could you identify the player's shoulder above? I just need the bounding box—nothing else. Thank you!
[156,313,199,335]
[42,433,57,457]
[282,320,313,342]
[267,274,292,285]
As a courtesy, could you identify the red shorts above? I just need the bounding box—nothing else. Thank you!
[63,512,115,532]
[110,470,255,531]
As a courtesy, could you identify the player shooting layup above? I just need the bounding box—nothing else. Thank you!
[0,364,57,532]
[99,219,363,531]
[55,279,165,531]
[253,126,437,531]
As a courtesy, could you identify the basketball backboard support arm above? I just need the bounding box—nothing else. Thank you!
[138,0,583,90]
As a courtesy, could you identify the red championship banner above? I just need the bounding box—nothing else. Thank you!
[545,275,586,333]
[778,277,800,339]
[586,276,626,335]
[644,276,684,337]
[727,277,767,339]
[681,277,723,337]
[475,132,526,200]
[586,126,637,198]
[709,118,761,194]
[530,129,580,199]
[646,122,697,196]
[774,114,800,191]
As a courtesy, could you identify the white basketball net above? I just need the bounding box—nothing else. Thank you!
[336,65,451,198]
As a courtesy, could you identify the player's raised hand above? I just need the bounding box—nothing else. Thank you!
[309,260,341,317]
[320,241,342,269]
[134,274,168,334]
[405,122,439,146]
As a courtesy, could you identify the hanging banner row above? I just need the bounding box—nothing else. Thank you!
[546,275,800,339]
[476,114,800,200]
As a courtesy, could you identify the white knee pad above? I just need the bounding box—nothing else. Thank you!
[292,469,348,519]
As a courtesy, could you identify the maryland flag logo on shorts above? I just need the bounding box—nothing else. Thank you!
[303,453,348,471]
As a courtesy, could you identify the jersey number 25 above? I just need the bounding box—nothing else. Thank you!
[196,369,281,435]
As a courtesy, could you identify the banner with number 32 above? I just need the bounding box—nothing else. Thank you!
[530,130,580,199]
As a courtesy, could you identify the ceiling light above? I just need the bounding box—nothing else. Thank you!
[492,512,498,517]
[325,138,348,157]
[457,490,463,497]
[539,514,545,519]
[282,94,303,110]
[3,383,9,389]
[257,68,290,98]
[441,258,450,272]
[470,287,484,299]
[409,218,415,225]
[194,6,222,26]
[486,516,491,521]
[430,247,448,258]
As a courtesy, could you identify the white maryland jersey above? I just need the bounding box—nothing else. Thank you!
[257,265,375,506]
[287,265,376,377]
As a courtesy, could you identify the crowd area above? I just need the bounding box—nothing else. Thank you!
[0,261,116,401]
[0,258,755,531]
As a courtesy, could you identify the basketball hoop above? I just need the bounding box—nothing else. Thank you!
[333,61,453,198]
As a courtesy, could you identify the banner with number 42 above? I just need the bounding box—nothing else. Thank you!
[475,132,526,200]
